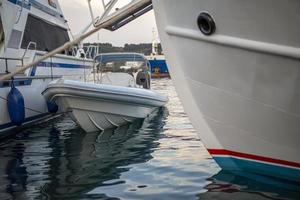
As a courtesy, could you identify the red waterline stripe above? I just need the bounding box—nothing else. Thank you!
[207,149,300,169]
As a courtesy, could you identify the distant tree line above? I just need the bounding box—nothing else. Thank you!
[83,42,163,56]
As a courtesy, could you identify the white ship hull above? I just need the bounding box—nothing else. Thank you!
[153,0,300,181]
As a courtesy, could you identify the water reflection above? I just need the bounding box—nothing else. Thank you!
[4,143,28,199]
[9,107,165,200]
[0,79,299,200]
[198,170,300,200]
[0,122,62,199]
[43,111,166,199]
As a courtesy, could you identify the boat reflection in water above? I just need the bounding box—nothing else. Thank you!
[0,102,299,199]
[198,170,300,200]
[44,107,168,199]
[0,107,167,199]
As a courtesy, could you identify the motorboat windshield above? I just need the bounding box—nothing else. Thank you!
[94,53,151,89]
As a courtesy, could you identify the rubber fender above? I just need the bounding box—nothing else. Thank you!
[7,86,25,126]
[47,101,58,114]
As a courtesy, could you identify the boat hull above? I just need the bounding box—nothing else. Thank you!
[153,0,300,181]
[0,57,93,136]
[57,96,152,132]
[148,58,170,78]
[43,79,167,132]
[0,0,93,136]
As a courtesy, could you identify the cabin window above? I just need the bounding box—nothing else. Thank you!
[21,15,69,52]
[8,30,22,49]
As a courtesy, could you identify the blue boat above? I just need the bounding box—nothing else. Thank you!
[147,55,170,78]
[147,30,170,78]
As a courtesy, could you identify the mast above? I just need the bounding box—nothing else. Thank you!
[151,28,159,56]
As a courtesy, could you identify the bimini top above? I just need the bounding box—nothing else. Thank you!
[95,53,148,65]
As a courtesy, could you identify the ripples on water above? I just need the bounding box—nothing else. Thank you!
[0,79,299,200]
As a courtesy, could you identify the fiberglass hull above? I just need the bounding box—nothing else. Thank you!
[153,0,300,181]
[43,79,168,132]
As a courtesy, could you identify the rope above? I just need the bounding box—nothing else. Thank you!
[0,95,71,116]
[0,0,151,81]
[0,95,44,114]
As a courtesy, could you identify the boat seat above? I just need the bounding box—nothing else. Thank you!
[101,72,135,87]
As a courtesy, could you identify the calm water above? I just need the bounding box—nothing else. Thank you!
[0,79,299,200]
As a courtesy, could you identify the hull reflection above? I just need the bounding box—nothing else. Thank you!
[198,170,300,200]
[41,108,167,199]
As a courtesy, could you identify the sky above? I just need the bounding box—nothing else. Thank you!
[59,0,158,47]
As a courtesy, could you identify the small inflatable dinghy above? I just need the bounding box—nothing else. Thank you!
[42,53,168,132]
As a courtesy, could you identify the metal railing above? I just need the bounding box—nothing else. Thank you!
[22,41,36,60]
[0,57,24,74]
[0,0,153,81]
[0,41,36,74]
[86,45,99,59]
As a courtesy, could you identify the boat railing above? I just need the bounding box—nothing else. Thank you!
[92,53,151,88]
[85,45,99,59]
[0,57,24,74]
[0,41,37,75]
[0,0,153,81]
[22,41,37,60]
[71,47,78,57]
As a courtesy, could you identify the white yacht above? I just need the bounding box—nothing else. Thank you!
[152,0,300,181]
[0,0,156,136]
[42,53,168,132]
[0,0,94,135]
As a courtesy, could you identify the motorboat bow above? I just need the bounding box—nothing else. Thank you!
[42,53,168,132]
[153,0,300,181]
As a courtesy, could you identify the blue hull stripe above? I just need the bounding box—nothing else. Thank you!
[214,156,300,182]
[38,62,86,69]
[0,62,87,88]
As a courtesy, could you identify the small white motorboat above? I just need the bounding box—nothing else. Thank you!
[42,53,168,132]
